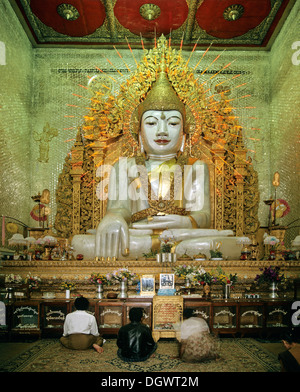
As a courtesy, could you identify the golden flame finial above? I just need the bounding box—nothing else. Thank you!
[272,171,280,187]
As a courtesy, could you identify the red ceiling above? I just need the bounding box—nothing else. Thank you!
[196,0,272,39]
[30,0,106,37]
[10,0,296,49]
[114,0,189,38]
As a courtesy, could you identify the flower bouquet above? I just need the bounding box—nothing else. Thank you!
[210,249,223,260]
[213,267,238,299]
[263,235,281,260]
[210,242,223,260]
[195,268,216,298]
[111,268,138,285]
[90,273,111,286]
[90,273,111,299]
[159,230,175,253]
[254,266,285,285]
[215,267,238,286]
[25,274,41,290]
[255,265,285,298]
[61,281,76,291]
[61,281,76,299]
[142,249,158,259]
[173,264,200,285]
[196,270,217,286]
[5,274,23,285]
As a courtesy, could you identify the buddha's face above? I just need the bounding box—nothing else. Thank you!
[140,110,183,157]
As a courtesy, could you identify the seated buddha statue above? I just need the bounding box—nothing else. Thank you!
[72,65,243,260]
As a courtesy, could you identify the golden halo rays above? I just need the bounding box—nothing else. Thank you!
[64,35,259,183]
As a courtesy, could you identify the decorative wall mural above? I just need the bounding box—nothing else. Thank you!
[33,122,58,163]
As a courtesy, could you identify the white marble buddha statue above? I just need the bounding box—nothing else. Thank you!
[72,66,243,260]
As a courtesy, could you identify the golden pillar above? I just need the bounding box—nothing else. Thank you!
[91,140,107,226]
[212,147,225,230]
[70,131,84,235]
[234,129,247,237]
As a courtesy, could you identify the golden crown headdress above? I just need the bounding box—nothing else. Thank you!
[137,58,186,122]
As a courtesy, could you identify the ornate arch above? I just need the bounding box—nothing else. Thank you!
[55,36,259,240]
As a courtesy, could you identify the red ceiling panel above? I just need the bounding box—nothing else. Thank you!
[196,0,272,39]
[30,0,106,37]
[114,0,189,38]
[9,0,296,48]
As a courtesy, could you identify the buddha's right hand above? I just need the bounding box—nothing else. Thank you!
[95,212,129,259]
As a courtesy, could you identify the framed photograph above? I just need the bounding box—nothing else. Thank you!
[159,273,175,290]
[140,275,155,296]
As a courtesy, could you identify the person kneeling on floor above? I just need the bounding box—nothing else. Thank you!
[278,328,300,372]
[117,307,157,362]
[180,308,220,362]
[60,296,104,353]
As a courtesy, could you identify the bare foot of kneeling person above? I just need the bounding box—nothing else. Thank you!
[93,344,104,353]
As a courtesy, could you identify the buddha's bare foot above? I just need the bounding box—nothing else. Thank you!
[93,344,103,353]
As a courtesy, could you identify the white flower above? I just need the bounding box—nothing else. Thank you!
[263,235,279,245]
[236,237,251,245]
[197,267,206,275]
[5,274,22,283]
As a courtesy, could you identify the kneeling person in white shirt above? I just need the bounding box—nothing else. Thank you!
[60,296,104,353]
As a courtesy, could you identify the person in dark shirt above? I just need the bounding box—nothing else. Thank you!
[117,307,157,362]
[278,328,300,372]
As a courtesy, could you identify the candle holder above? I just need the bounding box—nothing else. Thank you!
[263,199,274,229]
[156,252,176,272]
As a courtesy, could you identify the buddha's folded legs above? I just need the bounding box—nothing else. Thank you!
[72,232,243,260]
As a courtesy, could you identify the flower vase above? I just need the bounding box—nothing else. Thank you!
[162,253,167,263]
[269,282,278,298]
[65,289,70,299]
[223,284,231,299]
[160,253,169,272]
[119,281,128,298]
[6,287,14,301]
[170,253,176,263]
[185,278,191,288]
[96,284,103,299]
[185,278,191,295]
